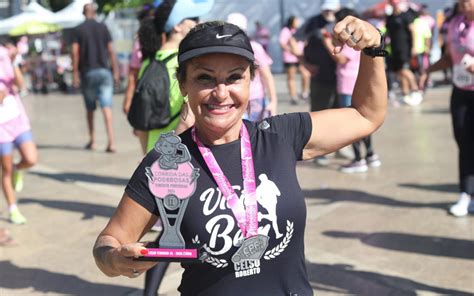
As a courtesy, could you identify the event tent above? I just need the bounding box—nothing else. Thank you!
[0,0,55,35]
[51,0,92,29]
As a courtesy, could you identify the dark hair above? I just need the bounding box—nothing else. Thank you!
[138,18,163,59]
[0,36,15,46]
[286,16,297,29]
[176,21,257,83]
[154,0,176,33]
[335,7,359,22]
[137,5,154,21]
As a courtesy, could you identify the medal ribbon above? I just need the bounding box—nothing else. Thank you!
[192,124,258,238]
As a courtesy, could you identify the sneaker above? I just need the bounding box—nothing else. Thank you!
[340,159,368,173]
[449,193,472,217]
[402,94,415,106]
[366,154,382,168]
[299,92,309,101]
[410,91,423,106]
[9,208,27,225]
[12,169,24,192]
[314,156,330,166]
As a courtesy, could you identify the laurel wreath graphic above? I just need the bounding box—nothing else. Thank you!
[264,220,294,260]
[205,256,229,268]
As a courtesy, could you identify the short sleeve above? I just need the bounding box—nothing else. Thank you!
[279,28,291,46]
[252,42,272,67]
[263,112,312,160]
[71,27,80,44]
[103,24,112,43]
[125,151,160,215]
[129,39,142,69]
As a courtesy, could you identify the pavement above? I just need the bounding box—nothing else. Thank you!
[0,73,473,296]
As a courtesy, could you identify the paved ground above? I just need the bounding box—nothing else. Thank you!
[0,74,473,295]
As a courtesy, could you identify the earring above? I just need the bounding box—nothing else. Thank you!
[181,98,189,121]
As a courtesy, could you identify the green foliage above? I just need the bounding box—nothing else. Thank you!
[96,0,152,14]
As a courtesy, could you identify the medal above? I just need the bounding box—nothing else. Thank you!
[192,123,269,256]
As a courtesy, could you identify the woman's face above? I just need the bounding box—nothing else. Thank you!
[180,53,251,138]
[292,17,300,29]
[459,0,474,15]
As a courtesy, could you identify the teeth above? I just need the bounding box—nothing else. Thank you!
[207,104,231,110]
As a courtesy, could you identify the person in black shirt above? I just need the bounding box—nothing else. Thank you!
[295,0,340,166]
[385,0,423,106]
[93,17,387,295]
[72,3,119,152]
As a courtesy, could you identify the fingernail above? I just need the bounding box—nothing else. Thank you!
[140,249,148,255]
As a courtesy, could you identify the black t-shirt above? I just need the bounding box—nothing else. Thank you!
[126,113,314,295]
[297,15,336,84]
[386,11,415,54]
[72,19,112,74]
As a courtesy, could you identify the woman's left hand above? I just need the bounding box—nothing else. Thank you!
[331,16,381,54]
[266,99,277,116]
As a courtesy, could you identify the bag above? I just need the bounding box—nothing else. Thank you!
[127,53,179,130]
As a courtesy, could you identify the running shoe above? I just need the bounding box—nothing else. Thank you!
[12,169,24,192]
[366,154,382,168]
[402,94,415,106]
[9,208,27,225]
[410,91,423,106]
[449,193,472,217]
[340,159,368,173]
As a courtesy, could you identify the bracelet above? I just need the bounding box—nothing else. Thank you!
[363,29,388,57]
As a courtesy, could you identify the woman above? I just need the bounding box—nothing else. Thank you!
[0,38,38,225]
[429,0,474,217]
[93,18,387,294]
[122,6,156,154]
[279,16,311,105]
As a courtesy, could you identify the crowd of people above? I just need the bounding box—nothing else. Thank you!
[1,0,473,294]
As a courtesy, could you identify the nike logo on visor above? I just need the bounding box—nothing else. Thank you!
[216,34,232,39]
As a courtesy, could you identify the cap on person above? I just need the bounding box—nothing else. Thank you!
[320,0,341,11]
[226,12,248,31]
[164,0,215,32]
[178,22,255,65]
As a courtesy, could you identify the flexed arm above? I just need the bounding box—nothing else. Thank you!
[303,16,387,160]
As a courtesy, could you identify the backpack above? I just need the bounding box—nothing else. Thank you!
[127,53,179,131]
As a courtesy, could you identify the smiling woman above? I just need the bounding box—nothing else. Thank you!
[93,19,387,295]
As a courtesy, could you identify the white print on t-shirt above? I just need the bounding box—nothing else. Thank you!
[196,174,294,277]
[257,174,283,239]
[453,54,474,88]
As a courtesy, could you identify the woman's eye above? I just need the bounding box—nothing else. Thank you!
[196,74,214,82]
[227,74,243,83]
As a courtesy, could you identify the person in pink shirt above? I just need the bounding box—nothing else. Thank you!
[123,7,154,154]
[321,8,382,173]
[228,13,278,121]
[429,0,474,217]
[253,21,270,52]
[279,16,310,105]
[0,38,37,225]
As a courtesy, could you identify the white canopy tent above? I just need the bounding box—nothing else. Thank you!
[51,0,92,29]
[0,0,55,35]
